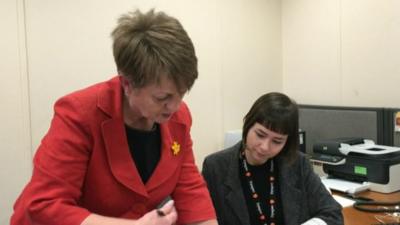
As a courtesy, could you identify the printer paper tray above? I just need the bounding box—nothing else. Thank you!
[321,177,370,195]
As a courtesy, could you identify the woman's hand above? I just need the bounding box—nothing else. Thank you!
[136,200,177,225]
[80,200,177,225]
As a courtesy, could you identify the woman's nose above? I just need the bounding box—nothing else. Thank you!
[260,139,270,151]
[166,98,181,112]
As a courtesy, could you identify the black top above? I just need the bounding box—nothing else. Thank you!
[125,124,161,184]
[239,158,284,225]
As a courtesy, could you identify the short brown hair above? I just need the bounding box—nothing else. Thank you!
[111,9,198,92]
[242,92,299,163]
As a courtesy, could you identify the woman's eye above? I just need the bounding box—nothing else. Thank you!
[155,96,169,102]
[256,132,264,138]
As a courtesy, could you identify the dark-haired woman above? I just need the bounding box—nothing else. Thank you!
[202,92,343,225]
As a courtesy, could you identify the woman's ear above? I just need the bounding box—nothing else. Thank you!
[120,76,131,96]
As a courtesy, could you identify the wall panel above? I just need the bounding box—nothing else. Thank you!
[0,0,31,223]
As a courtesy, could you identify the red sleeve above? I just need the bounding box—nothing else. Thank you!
[171,104,216,224]
[11,95,92,225]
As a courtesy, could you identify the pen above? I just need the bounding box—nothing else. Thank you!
[156,209,166,217]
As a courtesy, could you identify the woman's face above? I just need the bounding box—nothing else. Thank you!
[244,122,288,165]
[122,75,185,126]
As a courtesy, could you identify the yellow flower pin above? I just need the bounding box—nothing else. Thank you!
[171,141,181,156]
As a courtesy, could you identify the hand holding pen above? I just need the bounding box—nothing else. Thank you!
[136,200,177,225]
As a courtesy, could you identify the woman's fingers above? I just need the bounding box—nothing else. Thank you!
[157,200,177,223]
[159,200,174,214]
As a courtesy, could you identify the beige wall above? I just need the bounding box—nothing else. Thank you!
[1,0,281,222]
[0,0,32,223]
[282,0,400,107]
[25,0,281,170]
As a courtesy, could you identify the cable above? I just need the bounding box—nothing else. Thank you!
[353,200,400,213]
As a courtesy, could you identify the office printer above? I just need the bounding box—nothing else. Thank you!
[311,137,400,193]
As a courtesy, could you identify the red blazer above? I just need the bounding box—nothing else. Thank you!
[11,76,216,225]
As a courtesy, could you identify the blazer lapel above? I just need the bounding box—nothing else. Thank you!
[145,120,185,191]
[224,145,250,225]
[98,76,148,198]
[278,157,301,225]
[102,118,148,198]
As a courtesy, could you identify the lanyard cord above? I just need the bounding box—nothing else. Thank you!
[240,151,277,225]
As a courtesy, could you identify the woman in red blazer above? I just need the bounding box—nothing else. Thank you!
[11,9,217,225]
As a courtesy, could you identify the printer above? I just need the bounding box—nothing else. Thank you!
[311,137,400,193]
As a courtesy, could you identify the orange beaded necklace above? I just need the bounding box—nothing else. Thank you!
[240,151,277,225]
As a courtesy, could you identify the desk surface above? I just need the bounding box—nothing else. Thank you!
[341,191,400,225]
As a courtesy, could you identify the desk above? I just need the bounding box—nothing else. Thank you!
[341,191,400,225]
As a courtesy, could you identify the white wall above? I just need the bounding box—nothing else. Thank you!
[1,0,281,222]
[340,0,400,107]
[24,0,281,168]
[187,0,282,164]
[282,0,400,107]
[0,0,32,224]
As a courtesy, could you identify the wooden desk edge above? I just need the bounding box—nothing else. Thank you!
[335,190,400,225]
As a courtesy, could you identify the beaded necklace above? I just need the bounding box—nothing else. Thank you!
[240,151,277,225]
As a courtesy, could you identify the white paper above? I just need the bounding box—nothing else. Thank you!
[321,177,369,194]
[332,195,355,207]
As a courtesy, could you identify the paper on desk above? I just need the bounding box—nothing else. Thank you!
[321,177,370,195]
[332,195,355,207]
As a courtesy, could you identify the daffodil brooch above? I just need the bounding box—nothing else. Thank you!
[171,141,180,156]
